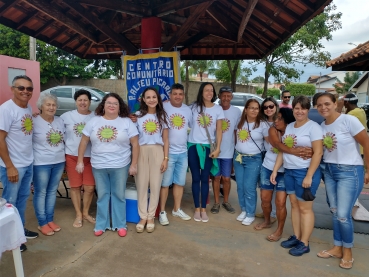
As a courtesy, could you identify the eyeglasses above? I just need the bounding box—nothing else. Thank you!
[12,86,33,92]
[247,107,259,111]
[105,102,119,106]
[283,96,291,99]
[263,104,275,110]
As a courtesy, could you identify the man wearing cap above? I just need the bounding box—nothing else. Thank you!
[279,90,292,109]
[210,86,241,214]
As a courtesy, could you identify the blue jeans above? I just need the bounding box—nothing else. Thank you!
[33,162,65,226]
[233,153,262,217]
[324,163,364,248]
[284,168,321,201]
[188,145,212,208]
[92,166,129,231]
[1,164,33,225]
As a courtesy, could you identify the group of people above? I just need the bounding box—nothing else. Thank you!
[0,75,367,271]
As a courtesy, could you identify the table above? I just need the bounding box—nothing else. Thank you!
[0,204,26,277]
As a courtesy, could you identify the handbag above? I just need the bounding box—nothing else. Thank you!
[201,112,217,153]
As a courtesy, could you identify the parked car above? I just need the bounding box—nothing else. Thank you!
[40,86,106,115]
[214,92,264,111]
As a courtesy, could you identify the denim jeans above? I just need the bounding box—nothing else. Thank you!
[92,165,129,231]
[188,145,212,208]
[33,162,65,226]
[1,164,33,225]
[324,163,364,248]
[233,153,262,217]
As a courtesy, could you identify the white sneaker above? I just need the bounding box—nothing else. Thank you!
[172,208,191,220]
[236,211,247,222]
[242,217,255,226]
[159,211,169,226]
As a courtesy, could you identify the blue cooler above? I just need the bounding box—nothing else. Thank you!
[126,183,140,224]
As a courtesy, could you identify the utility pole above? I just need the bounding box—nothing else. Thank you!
[29,37,36,60]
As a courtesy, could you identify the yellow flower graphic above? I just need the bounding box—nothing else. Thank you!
[237,129,250,143]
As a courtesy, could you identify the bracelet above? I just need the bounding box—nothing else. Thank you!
[164,157,169,160]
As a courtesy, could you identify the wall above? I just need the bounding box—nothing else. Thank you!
[0,55,40,111]
[41,79,257,104]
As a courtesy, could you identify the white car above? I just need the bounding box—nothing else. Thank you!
[214,92,264,111]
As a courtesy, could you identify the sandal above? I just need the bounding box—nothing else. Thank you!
[339,258,354,269]
[266,234,282,242]
[48,222,61,232]
[146,219,155,233]
[83,215,96,224]
[254,222,272,230]
[136,219,146,233]
[38,224,54,236]
[317,250,342,259]
[73,217,83,228]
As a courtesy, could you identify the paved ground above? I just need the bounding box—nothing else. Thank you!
[1,175,369,277]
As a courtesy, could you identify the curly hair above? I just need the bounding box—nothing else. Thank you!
[237,99,262,130]
[138,87,168,129]
[95,92,130,117]
[191,82,217,114]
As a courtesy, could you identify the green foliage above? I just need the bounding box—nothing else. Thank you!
[267,88,281,98]
[252,76,265,83]
[256,87,263,95]
[333,71,362,94]
[256,3,342,97]
[285,83,315,96]
[187,60,213,81]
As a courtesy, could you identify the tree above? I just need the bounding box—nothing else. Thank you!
[333,71,362,94]
[188,60,213,81]
[285,83,316,96]
[256,4,342,98]
[211,60,255,91]
[252,76,265,83]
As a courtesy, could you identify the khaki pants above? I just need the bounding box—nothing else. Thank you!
[135,145,164,220]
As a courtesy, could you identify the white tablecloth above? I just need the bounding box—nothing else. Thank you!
[0,205,26,259]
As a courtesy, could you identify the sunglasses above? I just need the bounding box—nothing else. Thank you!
[13,86,34,92]
[263,104,275,110]
[283,96,291,99]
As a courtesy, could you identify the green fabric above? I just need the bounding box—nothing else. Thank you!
[187,142,219,176]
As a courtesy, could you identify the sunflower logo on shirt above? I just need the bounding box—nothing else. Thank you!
[21,114,33,135]
[197,113,213,128]
[283,134,297,148]
[237,128,250,143]
[46,130,63,147]
[143,119,160,135]
[73,122,86,137]
[323,132,337,152]
[271,147,279,154]
[97,125,118,142]
[169,113,185,130]
[221,119,230,133]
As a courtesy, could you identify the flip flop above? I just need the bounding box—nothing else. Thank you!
[340,258,354,269]
[83,215,96,224]
[266,234,281,242]
[254,222,272,230]
[73,217,83,228]
[317,250,342,259]
[270,217,277,224]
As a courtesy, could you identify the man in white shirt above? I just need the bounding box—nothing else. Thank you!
[211,86,241,214]
[0,76,39,252]
[159,83,192,225]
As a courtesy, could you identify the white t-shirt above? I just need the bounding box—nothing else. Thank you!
[235,121,269,155]
[32,116,66,165]
[0,100,33,168]
[83,116,138,169]
[135,112,168,146]
[321,114,364,165]
[282,120,323,169]
[219,106,241,159]
[262,126,284,173]
[188,104,225,144]
[163,102,192,154]
[60,110,95,157]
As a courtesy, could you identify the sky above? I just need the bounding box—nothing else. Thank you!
[249,0,369,83]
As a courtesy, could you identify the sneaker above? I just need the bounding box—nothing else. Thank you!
[210,203,220,214]
[236,211,247,221]
[193,211,201,222]
[118,228,127,237]
[172,209,191,220]
[241,216,255,226]
[230,173,236,181]
[20,244,27,252]
[281,235,300,249]
[201,211,209,223]
[289,241,310,256]
[24,228,38,239]
[94,230,103,236]
[159,211,169,226]
[222,202,235,214]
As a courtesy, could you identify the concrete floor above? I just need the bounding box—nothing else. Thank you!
[1,175,369,277]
